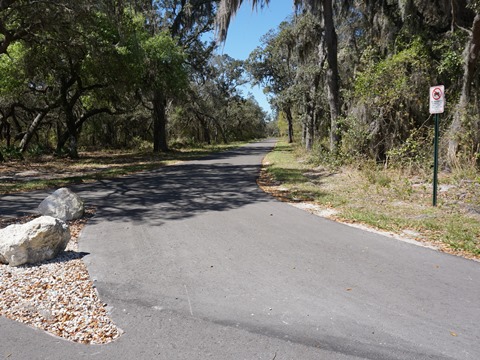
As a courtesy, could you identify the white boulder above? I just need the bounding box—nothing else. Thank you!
[0,216,70,266]
[37,187,84,221]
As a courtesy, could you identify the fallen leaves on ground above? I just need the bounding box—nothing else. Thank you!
[0,209,122,344]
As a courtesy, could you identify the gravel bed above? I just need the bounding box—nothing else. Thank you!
[0,210,122,344]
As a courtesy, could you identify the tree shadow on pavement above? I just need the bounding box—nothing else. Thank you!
[0,143,276,224]
[82,162,271,226]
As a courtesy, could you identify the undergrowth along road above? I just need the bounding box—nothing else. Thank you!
[259,141,480,260]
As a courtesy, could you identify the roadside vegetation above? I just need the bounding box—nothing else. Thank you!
[260,141,480,259]
[0,1,269,162]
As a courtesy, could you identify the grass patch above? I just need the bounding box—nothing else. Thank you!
[262,142,331,202]
[262,141,480,258]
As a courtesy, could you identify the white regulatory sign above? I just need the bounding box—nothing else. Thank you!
[429,85,445,114]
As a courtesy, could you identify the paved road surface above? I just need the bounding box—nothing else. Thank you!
[1,140,479,359]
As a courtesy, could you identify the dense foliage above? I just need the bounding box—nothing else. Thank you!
[239,0,480,169]
[2,0,480,171]
[0,0,267,160]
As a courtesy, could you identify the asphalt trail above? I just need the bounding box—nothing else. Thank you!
[1,139,479,359]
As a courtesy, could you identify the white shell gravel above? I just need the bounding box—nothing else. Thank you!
[0,210,121,344]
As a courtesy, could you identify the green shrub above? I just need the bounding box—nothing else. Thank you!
[349,38,432,161]
[1,147,24,161]
[386,127,433,170]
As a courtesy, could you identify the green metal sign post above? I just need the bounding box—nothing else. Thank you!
[429,85,445,207]
[433,114,439,206]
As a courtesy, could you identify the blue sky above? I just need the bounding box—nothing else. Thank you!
[217,2,295,115]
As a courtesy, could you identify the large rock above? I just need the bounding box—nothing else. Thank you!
[0,216,70,266]
[37,187,84,221]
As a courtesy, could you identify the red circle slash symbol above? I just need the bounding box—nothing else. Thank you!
[432,87,442,100]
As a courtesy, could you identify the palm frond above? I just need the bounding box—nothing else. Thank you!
[215,0,269,42]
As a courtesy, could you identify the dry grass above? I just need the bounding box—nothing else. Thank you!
[259,141,480,260]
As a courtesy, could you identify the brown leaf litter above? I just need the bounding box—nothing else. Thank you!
[0,209,122,344]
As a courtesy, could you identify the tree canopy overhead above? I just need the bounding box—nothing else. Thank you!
[0,0,268,160]
[220,0,480,168]
[1,0,480,171]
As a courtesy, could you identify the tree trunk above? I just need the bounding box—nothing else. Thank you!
[56,120,63,154]
[57,110,108,153]
[203,123,211,145]
[19,110,48,152]
[284,107,294,143]
[222,124,228,143]
[448,13,480,166]
[451,0,456,32]
[196,114,211,145]
[199,117,211,145]
[153,89,168,152]
[4,121,10,147]
[302,121,307,146]
[68,135,79,159]
[63,104,79,159]
[305,103,314,151]
[323,0,341,152]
